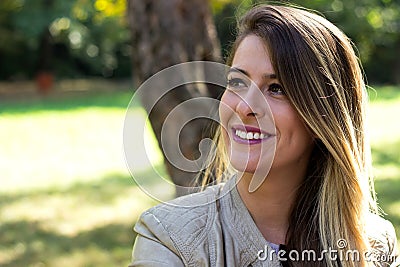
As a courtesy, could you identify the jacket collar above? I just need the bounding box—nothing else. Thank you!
[220,175,282,266]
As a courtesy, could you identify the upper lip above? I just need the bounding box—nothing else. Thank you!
[231,124,273,136]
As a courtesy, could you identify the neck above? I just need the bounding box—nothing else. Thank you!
[236,166,307,245]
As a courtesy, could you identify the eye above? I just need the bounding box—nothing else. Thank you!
[268,83,285,95]
[227,77,247,90]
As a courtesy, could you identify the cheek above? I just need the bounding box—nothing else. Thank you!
[277,109,313,145]
[219,91,237,127]
[271,104,308,139]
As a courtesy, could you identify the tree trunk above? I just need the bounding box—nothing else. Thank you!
[36,28,54,94]
[127,0,223,196]
[36,0,55,94]
[393,40,400,84]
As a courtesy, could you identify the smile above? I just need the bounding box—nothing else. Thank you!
[235,129,266,140]
[231,125,273,144]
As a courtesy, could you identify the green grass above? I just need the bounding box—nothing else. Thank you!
[0,87,171,266]
[0,84,399,266]
[368,85,400,244]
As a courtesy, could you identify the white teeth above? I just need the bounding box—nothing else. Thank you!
[234,129,267,140]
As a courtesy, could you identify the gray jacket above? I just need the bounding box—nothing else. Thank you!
[130,177,398,266]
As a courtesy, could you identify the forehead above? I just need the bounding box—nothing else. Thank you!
[231,35,275,78]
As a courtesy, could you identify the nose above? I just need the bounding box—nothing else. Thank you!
[235,84,265,119]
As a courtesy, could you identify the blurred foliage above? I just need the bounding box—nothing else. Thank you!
[0,0,399,83]
[212,0,400,84]
[0,0,130,79]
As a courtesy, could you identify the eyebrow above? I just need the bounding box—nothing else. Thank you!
[229,67,277,80]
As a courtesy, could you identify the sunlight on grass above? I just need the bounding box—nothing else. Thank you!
[1,108,125,192]
[0,89,172,266]
[368,86,400,252]
[388,201,400,218]
[373,164,400,180]
[0,107,163,193]
[1,184,150,236]
[368,103,400,143]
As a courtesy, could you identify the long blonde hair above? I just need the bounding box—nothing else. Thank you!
[202,4,378,267]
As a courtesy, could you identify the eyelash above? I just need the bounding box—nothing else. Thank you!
[227,78,247,89]
[268,83,285,95]
[226,78,285,96]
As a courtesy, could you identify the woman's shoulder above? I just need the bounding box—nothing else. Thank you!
[137,184,222,229]
[134,184,224,258]
[366,213,398,261]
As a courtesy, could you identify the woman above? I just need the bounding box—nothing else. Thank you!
[130,4,398,267]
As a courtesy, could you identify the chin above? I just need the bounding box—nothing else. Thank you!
[230,160,257,174]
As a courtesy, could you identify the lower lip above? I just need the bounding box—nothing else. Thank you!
[231,129,271,145]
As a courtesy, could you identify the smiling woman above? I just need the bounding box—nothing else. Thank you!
[220,35,315,194]
[129,4,398,267]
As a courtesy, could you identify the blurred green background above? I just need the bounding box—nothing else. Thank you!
[0,0,399,266]
[1,0,400,83]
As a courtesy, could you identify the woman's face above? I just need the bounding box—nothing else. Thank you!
[219,34,314,178]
